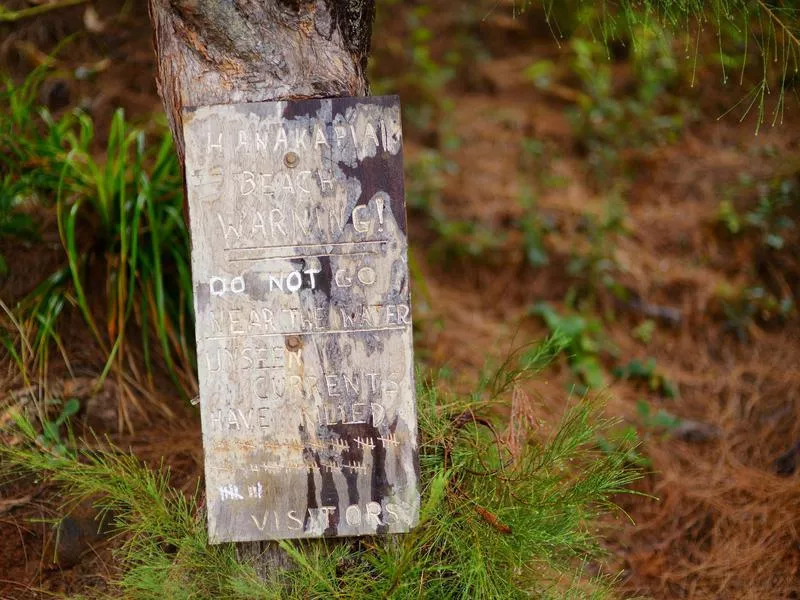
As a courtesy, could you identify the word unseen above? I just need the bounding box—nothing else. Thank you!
[184,96,419,543]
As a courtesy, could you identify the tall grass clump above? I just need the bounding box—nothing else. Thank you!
[1,333,641,598]
[0,71,195,425]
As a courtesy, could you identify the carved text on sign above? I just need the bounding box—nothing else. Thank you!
[183,96,419,543]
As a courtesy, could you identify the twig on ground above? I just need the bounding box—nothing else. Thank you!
[0,495,33,515]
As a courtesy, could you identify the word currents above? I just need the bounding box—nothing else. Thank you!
[183,96,419,543]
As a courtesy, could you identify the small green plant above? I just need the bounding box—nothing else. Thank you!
[716,284,796,340]
[614,358,679,399]
[636,399,682,433]
[40,397,80,453]
[11,396,79,457]
[518,137,568,190]
[518,184,552,268]
[0,175,38,275]
[632,319,656,345]
[715,175,798,338]
[524,59,556,90]
[371,3,458,142]
[567,193,629,304]
[531,302,608,391]
[717,198,742,235]
[718,177,798,250]
[532,0,800,132]
[594,423,651,468]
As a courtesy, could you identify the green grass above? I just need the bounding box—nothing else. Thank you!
[1,333,641,599]
[1,70,195,425]
[0,174,37,275]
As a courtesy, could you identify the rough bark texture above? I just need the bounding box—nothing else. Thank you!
[146,0,375,577]
[147,0,375,164]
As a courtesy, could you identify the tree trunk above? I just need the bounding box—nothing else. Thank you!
[147,0,375,164]
[146,0,375,577]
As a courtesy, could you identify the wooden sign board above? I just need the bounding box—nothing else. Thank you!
[183,96,419,543]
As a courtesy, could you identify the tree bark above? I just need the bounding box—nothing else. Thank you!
[146,0,375,577]
[147,0,375,164]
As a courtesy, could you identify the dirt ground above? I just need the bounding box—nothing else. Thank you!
[1,1,800,599]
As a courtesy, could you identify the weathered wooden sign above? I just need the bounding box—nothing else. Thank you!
[183,96,419,543]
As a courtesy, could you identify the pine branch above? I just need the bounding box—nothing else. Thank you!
[756,0,800,50]
[0,0,86,23]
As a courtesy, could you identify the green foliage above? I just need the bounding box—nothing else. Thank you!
[11,396,79,457]
[40,397,80,452]
[613,358,679,399]
[715,174,798,338]
[0,71,54,274]
[531,302,608,391]
[0,72,195,406]
[631,319,656,344]
[515,140,561,269]
[405,149,503,263]
[518,184,553,268]
[534,0,800,131]
[593,424,650,469]
[718,176,798,249]
[1,427,247,599]
[1,335,641,598]
[564,32,685,181]
[0,0,86,23]
[1,69,80,198]
[636,399,682,433]
[527,5,688,181]
[567,195,629,305]
[371,3,458,138]
[524,60,557,89]
[372,3,505,265]
[717,284,796,339]
[0,174,38,275]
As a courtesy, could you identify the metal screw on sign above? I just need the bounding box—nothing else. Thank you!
[285,335,302,352]
[284,151,299,168]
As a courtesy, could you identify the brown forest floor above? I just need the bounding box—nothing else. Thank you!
[1,1,800,599]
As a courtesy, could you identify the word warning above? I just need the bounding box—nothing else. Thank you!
[184,96,418,543]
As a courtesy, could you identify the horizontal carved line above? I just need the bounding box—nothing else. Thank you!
[224,240,388,252]
[226,250,378,263]
[205,325,409,341]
